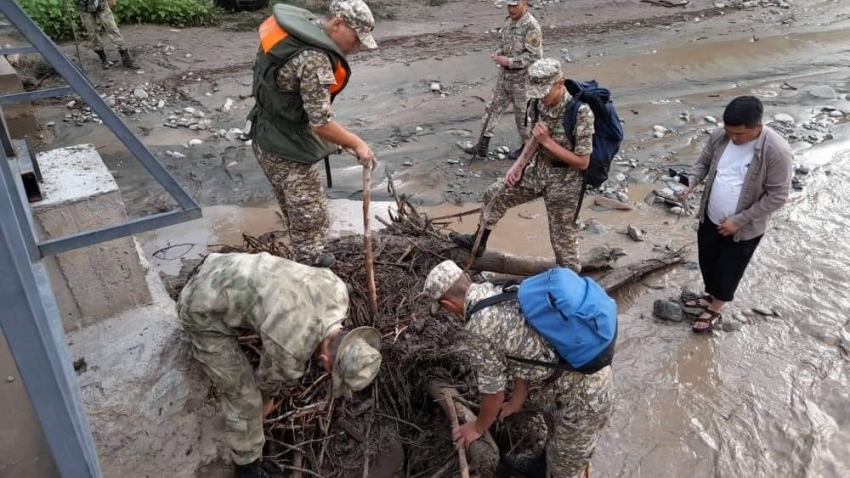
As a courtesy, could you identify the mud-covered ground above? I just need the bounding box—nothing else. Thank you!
[6,0,850,476]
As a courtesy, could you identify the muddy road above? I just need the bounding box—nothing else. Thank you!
[8,0,850,476]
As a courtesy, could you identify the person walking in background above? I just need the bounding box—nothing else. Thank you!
[463,0,542,160]
[75,0,139,70]
[678,96,792,333]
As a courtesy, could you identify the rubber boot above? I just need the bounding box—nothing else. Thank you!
[502,453,547,478]
[234,459,277,478]
[507,142,525,160]
[313,252,336,268]
[449,227,491,257]
[119,49,140,70]
[94,49,110,70]
[463,136,491,158]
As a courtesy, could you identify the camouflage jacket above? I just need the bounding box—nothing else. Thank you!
[461,282,566,395]
[498,12,543,72]
[274,19,335,128]
[533,89,595,163]
[177,252,349,396]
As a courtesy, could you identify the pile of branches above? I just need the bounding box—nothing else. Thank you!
[209,191,504,477]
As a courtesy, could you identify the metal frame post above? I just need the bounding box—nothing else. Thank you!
[0,153,102,478]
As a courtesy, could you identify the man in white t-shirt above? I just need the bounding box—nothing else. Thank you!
[677,96,792,333]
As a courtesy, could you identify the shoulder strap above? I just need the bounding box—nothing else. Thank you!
[505,354,577,372]
[564,97,583,149]
[467,290,518,318]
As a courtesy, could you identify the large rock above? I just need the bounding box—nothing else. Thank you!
[653,299,683,322]
[808,85,837,99]
[68,253,224,477]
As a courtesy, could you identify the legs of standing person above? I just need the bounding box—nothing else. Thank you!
[543,168,583,273]
[79,11,103,51]
[545,367,614,478]
[254,144,329,264]
[695,217,763,331]
[482,173,540,230]
[180,315,265,465]
[482,74,512,139]
[97,3,126,50]
[509,74,531,144]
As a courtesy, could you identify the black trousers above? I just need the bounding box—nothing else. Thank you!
[697,217,763,302]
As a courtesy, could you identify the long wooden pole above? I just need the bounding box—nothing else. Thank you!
[443,391,471,478]
[362,166,378,320]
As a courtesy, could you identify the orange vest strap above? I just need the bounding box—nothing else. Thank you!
[330,62,347,95]
[259,16,289,53]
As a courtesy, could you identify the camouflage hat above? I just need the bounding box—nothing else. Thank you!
[330,0,378,50]
[526,58,563,100]
[505,1,522,5]
[333,326,382,398]
[421,260,464,301]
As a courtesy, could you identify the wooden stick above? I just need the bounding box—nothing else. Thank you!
[442,391,471,478]
[363,166,379,320]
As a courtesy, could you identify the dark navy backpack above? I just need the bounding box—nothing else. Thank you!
[563,79,624,189]
[467,268,618,375]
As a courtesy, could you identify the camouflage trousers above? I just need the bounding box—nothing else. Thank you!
[481,70,530,142]
[79,3,125,50]
[254,143,329,264]
[179,310,266,465]
[482,160,584,272]
[531,366,614,477]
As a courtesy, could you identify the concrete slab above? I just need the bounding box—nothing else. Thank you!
[32,144,151,331]
[67,248,224,477]
[0,56,38,139]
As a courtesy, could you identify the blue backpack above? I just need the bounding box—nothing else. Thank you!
[467,268,618,375]
[563,79,624,189]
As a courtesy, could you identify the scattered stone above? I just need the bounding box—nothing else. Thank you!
[165,151,186,159]
[584,219,608,235]
[430,82,442,92]
[224,128,244,140]
[193,110,205,118]
[499,146,511,154]
[670,206,684,215]
[456,140,474,150]
[616,192,630,203]
[46,121,55,127]
[594,196,634,211]
[653,300,683,322]
[188,139,203,146]
[244,140,253,147]
[721,321,741,332]
[752,307,775,317]
[772,113,795,124]
[497,153,506,160]
[133,88,149,99]
[808,85,837,99]
[829,110,845,118]
[614,172,627,182]
[795,165,810,175]
[183,107,196,115]
[226,161,238,168]
[627,224,645,242]
[446,159,460,165]
[704,115,718,124]
[222,98,235,112]
[415,126,424,132]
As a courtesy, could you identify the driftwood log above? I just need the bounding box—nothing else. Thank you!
[427,381,500,478]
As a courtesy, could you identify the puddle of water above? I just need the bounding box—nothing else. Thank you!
[140,200,394,275]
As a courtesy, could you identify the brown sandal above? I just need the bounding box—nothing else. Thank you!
[692,309,722,333]
[682,295,712,309]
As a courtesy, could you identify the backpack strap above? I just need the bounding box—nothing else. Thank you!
[563,97,587,222]
[467,290,519,318]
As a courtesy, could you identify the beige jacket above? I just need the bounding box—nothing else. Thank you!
[688,126,793,242]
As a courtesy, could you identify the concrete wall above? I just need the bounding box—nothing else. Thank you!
[0,56,39,139]
[0,333,59,478]
[32,144,152,332]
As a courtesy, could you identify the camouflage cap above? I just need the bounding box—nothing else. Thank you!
[526,58,563,100]
[421,260,464,301]
[333,326,382,398]
[505,1,522,5]
[330,0,378,50]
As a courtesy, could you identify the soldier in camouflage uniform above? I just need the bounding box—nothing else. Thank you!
[453,58,594,273]
[178,252,382,478]
[75,0,139,70]
[422,261,613,478]
[249,0,378,268]
[464,0,542,159]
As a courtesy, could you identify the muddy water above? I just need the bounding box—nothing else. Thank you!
[591,137,850,477]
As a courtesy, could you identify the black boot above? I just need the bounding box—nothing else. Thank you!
[234,459,276,478]
[507,142,525,160]
[94,49,110,70]
[449,227,491,257]
[119,49,140,70]
[463,136,491,158]
[502,453,547,478]
[313,252,336,268]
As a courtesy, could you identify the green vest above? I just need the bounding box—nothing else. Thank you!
[248,4,351,164]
